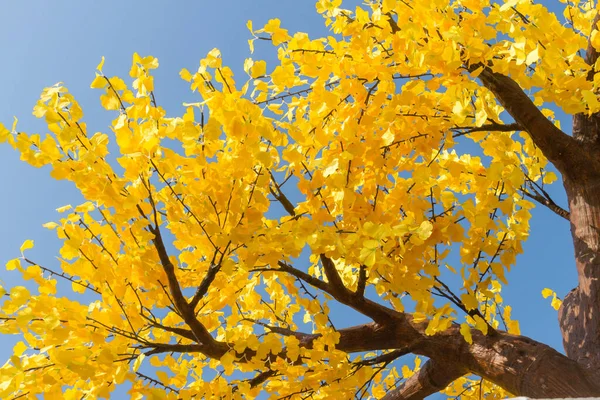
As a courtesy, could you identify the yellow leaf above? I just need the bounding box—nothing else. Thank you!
[416,221,433,240]
[541,288,553,298]
[460,292,479,311]
[9,286,30,307]
[56,204,72,213]
[244,58,254,75]
[156,370,169,384]
[470,66,484,77]
[72,281,86,294]
[500,0,520,12]
[90,75,107,89]
[359,246,377,267]
[382,0,396,12]
[20,240,34,253]
[323,158,339,177]
[591,29,600,50]
[180,68,192,82]
[542,171,558,184]
[551,296,562,310]
[96,56,105,72]
[6,258,22,271]
[0,122,11,144]
[220,351,236,376]
[205,48,222,69]
[460,323,473,344]
[525,46,539,66]
[473,315,488,335]
[13,341,27,357]
[363,239,380,249]
[132,354,145,372]
[250,60,267,78]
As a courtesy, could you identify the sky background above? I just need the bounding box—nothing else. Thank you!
[0,0,576,398]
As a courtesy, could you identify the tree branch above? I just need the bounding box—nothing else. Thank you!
[451,122,522,138]
[150,224,228,358]
[381,359,465,400]
[189,246,229,311]
[521,188,570,220]
[275,261,400,323]
[471,64,600,182]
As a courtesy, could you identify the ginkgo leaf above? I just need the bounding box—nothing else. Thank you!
[416,221,433,240]
[90,75,107,89]
[499,0,520,12]
[460,292,479,311]
[96,56,105,72]
[460,323,473,344]
[543,171,558,184]
[13,341,27,357]
[6,258,21,271]
[19,240,34,254]
[474,315,489,335]
[525,47,539,66]
[250,60,267,78]
[179,68,193,82]
[56,205,72,213]
[132,354,145,372]
[551,296,562,310]
[323,158,339,177]
[541,288,554,299]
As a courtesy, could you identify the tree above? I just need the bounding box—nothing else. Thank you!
[1,0,599,397]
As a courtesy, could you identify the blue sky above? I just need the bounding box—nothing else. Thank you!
[0,0,576,397]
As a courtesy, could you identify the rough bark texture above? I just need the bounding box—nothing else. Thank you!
[330,320,600,398]
[558,118,600,371]
[381,360,464,400]
[419,326,600,397]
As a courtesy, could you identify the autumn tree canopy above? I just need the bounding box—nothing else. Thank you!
[2,0,600,398]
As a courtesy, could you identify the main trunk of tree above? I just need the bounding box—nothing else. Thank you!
[558,113,600,372]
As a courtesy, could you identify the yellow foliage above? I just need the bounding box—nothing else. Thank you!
[1,0,582,397]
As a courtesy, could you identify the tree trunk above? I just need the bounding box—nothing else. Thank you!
[558,113,600,371]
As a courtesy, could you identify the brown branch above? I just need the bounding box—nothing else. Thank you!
[521,188,570,220]
[471,64,600,181]
[415,325,600,397]
[136,371,179,393]
[23,258,101,295]
[246,370,279,388]
[189,245,230,311]
[141,314,196,342]
[451,122,522,138]
[275,261,331,293]
[381,359,465,400]
[356,264,368,297]
[319,254,348,296]
[274,261,400,323]
[149,223,228,358]
[354,348,411,367]
[142,342,213,356]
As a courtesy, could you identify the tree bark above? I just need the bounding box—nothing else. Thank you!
[558,114,600,371]
[381,359,465,400]
[417,325,600,397]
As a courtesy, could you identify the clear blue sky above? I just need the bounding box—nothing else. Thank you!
[0,0,575,397]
